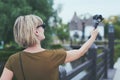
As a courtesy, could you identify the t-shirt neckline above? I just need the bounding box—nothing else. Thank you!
[22,49,48,55]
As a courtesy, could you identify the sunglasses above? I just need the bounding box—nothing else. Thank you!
[37,23,46,29]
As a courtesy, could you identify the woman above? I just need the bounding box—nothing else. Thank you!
[0,14,98,80]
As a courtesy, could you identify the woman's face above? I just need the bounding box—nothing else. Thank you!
[35,23,45,41]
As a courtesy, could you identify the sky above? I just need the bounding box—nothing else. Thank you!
[53,0,120,23]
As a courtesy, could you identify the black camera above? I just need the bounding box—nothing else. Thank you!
[93,15,104,28]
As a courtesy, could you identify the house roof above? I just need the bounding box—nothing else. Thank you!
[69,12,104,31]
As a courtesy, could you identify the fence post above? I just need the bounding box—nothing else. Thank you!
[88,44,97,80]
[108,23,114,69]
[103,47,108,79]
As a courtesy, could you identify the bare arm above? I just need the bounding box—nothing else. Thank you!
[65,28,98,63]
[0,68,13,80]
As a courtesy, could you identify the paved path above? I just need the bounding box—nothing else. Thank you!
[113,58,120,80]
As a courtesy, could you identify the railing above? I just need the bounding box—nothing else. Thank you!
[59,45,111,80]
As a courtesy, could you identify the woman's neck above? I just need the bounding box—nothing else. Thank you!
[23,44,45,53]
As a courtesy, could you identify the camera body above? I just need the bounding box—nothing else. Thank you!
[93,15,104,28]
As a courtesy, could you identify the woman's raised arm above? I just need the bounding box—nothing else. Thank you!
[65,28,98,63]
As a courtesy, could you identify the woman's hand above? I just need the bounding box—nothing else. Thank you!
[90,28,99,39]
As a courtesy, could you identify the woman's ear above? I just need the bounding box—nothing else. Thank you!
[34,29,39,36]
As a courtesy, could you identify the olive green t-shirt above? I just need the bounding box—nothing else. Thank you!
[5,49,66,80]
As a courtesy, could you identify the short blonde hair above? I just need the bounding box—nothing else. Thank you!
[13,14,43,48]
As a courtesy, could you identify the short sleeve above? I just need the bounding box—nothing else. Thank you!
[51,49,67,66]
[5,55,15,71]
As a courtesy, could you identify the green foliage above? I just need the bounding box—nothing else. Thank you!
[50,44,62,49]
[104,23,120,39]
[114,42,120,61]
[53,24,69,43]
[104,15,120,39]
[0,0,54,48]
[114,25,120,39]
[0,48,23,60]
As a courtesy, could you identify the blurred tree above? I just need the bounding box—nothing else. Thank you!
[104,15,120,39]
[54,24,69,43]
[110,16,120,39]
[52,3,62,27]
[0,0,54,48]
[49,3,69,43]
[114,25,120,39]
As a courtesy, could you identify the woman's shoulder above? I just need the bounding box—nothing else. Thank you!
[8,51,22,59]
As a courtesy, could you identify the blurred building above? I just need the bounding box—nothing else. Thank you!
[69,12,104,41]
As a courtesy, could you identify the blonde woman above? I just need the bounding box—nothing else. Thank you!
[0,14,98,80]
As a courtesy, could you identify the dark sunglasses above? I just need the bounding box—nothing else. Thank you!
[37,23,46,29]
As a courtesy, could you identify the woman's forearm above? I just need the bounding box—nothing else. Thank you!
[65,36,97,63]
[78,36,96,56]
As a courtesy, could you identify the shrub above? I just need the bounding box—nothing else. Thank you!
[114,44,120,61]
